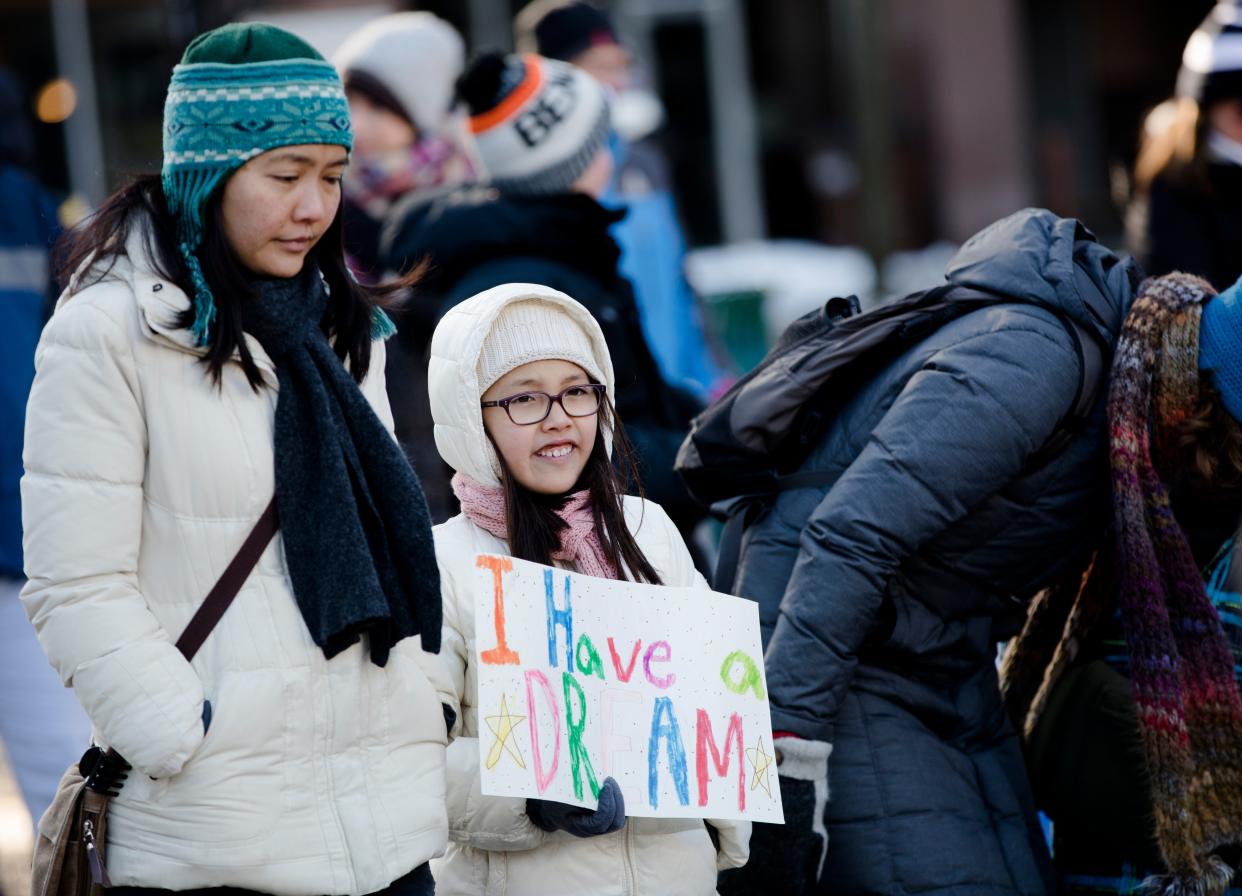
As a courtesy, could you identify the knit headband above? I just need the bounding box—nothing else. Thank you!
[162,56,353,345]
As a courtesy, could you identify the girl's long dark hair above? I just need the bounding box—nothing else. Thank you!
[56,173,419,387]
[501,400,663,585]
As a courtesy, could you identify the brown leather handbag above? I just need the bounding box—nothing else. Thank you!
[30,498,278,896]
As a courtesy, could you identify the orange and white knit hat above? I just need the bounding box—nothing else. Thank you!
[457,52,609,196]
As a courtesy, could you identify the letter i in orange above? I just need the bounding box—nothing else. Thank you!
[478,555,521,665]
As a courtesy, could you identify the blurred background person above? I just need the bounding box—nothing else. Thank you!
[335,11,481,522]
[0,63,90,835]
[1129,1,1242,290]
[385,50,708,551]
[335,11,480,281]
[514,0,730,398]
[1002,272,1242,895]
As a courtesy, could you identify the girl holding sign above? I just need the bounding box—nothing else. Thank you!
[426,282,750,894]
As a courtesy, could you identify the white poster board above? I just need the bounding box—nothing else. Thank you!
[472,553,784,823]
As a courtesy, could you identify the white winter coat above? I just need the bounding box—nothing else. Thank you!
[20,221,453,896]
[426,283,750,895]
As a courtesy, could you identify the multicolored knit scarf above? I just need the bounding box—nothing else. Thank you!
[1107,273,1242,895]
[161,23,354,345]
[343,130,480,221]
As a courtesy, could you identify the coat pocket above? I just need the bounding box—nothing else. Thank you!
[370,650,450,847]
[132,669,290,847]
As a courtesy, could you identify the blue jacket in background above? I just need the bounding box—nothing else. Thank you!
[602,131,726,396]
[1,164,61,577]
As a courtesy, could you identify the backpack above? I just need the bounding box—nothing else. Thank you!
[674,283,1109,593]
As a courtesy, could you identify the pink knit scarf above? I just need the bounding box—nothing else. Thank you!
[451,473,619,580]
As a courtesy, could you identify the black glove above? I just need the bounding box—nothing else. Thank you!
[719,738,831,895]
[526,776,626,838]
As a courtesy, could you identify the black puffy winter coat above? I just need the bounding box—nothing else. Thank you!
[738,211,1140,895]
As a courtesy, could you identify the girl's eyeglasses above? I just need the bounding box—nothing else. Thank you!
[481,383,607,426]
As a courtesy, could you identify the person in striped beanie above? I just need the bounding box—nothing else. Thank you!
[160,22,357,344]
[458,51,612,197]
[382,50,710,544]
[1001,272,1242,895]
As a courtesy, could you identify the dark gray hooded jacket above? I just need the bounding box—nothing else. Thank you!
[738,210,1140,895]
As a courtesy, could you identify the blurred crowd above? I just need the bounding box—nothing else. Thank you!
[2,2,1242,896]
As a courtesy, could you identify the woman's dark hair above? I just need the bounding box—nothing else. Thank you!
[500,399,663,585]
[56,173,420,388]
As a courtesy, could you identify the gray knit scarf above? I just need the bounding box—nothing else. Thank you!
[241,266,440,664]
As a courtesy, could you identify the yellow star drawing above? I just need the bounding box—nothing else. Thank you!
[745,737,774,798]
[484,694,527,771]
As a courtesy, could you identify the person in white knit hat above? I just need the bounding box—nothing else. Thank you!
[335,11,481,280]
[335,11,484,522]
[425,281,750,895]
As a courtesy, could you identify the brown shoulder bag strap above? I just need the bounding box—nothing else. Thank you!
[91,494,279,781]
[174,496,279,661]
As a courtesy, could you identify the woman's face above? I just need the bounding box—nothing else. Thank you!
[482,358,600,496]
[219,143,347,279]
[348,91,418,156]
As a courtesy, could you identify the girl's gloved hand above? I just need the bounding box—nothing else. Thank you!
[526,776,626,838]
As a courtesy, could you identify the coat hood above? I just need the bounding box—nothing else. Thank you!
[945,207,1142,345]
[428,282,617,486]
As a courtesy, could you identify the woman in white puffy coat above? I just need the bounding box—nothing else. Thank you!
[425,282,750,895]
[20,23,452,896]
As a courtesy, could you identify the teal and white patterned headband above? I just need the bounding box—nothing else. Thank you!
[161,58,352,345]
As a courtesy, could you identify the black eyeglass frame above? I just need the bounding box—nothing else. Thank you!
[480,383,608,425]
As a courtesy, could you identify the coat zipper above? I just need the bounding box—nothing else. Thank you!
[320,657,355,895]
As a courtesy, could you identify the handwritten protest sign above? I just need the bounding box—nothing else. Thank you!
[473,553,784,823]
